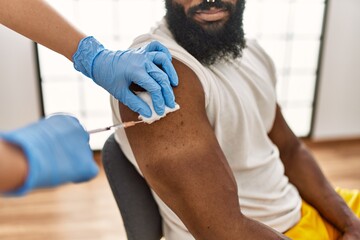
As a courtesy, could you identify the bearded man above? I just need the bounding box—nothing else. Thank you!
[110,0,360,239]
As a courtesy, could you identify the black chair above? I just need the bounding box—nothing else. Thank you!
[102,134,163,240]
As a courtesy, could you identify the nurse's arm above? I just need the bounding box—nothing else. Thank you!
[0,0,85,60]
[0,139,28,192]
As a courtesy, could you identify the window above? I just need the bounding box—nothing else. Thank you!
[37,0,326,149]
[244,0,326,135]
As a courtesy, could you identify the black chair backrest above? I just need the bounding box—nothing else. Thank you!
[102,134,163,240]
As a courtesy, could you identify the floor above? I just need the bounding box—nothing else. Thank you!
[0,169,125,240]
[0,139,359,240]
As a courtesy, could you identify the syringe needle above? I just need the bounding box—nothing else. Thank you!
[88,120,144,134]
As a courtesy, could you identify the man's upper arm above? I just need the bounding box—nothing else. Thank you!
[119,59,223,180]
[118,59,242,238]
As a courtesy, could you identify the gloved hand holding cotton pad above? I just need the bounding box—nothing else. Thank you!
[136,91,180,124]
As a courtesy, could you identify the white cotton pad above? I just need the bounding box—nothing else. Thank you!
[137,91,180,124]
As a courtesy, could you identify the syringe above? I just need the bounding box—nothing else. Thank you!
[87,120,144,134]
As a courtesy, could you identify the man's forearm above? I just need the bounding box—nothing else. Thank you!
[282,142,357,233]
[269,106,357,234]
[0,139,28,192]
[0,0,85,60]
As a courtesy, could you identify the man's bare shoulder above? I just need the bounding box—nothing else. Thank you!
[118,59,214,167]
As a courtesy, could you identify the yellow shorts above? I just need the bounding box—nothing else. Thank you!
[285,189,360,239]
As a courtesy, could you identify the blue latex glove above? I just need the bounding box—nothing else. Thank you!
[73,36,179,117]
[0,115,98,196]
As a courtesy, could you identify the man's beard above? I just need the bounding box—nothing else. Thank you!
[165,0,246,66]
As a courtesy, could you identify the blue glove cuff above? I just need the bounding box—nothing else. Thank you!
[73,36,105,78]
[0,132,38,196]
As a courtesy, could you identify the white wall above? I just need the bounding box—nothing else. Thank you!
[0,25,42,131]
[313,0,360,140]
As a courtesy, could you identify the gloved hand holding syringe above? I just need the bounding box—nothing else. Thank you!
[0,92,180,196]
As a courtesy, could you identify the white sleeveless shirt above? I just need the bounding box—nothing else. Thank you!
[111,19,301,239]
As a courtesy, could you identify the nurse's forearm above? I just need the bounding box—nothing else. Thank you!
[0,0,85,60]
[0,139,28,192]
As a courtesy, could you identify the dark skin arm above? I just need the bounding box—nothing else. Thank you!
[119,59,289,239]
[268,105,360,239]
